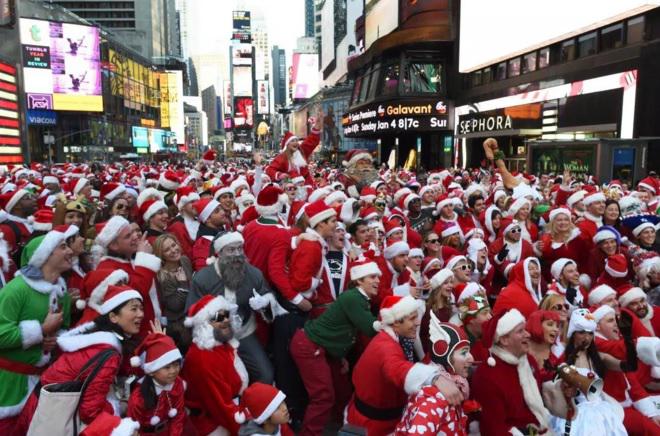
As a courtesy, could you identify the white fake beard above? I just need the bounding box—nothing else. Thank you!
[291,149,307,169]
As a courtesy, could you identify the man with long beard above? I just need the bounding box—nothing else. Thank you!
[187,231,279,384]
[337,148,379,199]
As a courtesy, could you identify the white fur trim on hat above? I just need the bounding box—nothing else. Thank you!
[350,262,381,281]
[380,295,421,325]
[583,192,606,206]
[177,191,200,210]
[588,284,616,306]
[430,268,453,289]
[100,289,142,315]
[111,418,140,436]
[605,259,628,278]
[214,186,234,200]
[618,287,646,308]
[549,208,571,222]
[633,222,655,238]
[88,270,129,311]
[254,390,287,424]
[343,151,372,168]
[96,216,130,248]
[159,174,179,191]
[283,134,299,149]
[213,232,244,255]
[384,241,410,259]
[566,190,585,208]
[324,190,348,206]
[73,178,88,196]
[5,189,28,213]
[200,199,220,223]
[494,308,525,341]
[308,188,330,204]
[137,187,164,208]
[43,176,59,185]
[445,255,467,271]
[409,248,424,258]
[142,348,183,374]
[592,305,614,323]
[104,184,125,202]
[256,193,288,217]
[441,225,461,238]
[508,197,530,217]
[593,228,618,244]
[550,258,575,281]
[308,207,336,229]
[636,336,660,367]
[143,200,167,223]
[28,230,68,268]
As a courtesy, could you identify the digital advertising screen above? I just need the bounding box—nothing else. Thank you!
[232,10,251,43]
[291,53,319,100]
[20,18,103,111]
[257,80,269,114]
[233,66,253,97]
[232,44,253,66]
[233,97,254,128]
[223,80,232,115]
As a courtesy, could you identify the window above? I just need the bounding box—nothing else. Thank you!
[508,58,520,77]
[351,76,362,105]
[578,32,597,57]
[560,39,576,62]
[601,23,623,50]
[627,16,645,44]
[538,48,550,68]
[403,62,443,94]
[381,63,400,96]
[367,63,381,100]
[495,62,506,80]
[472,70,482,87]
[482,67,492,85]
[359,70,372,103]
[522,52,537,74]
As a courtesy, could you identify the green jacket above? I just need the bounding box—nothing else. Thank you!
[304,287,377,359]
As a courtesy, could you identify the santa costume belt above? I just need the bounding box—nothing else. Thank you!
[0,356,45,375]
[142,421,167,433]
[353,395,403,421]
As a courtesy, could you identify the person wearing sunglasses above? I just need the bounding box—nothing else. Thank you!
[446,255,472,285]
[489,216,535,294]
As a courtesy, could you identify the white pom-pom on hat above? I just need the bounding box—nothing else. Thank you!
[234,410,246,424]
[130,356,142,368]
[75,299,87,310]
[183,317,193,328]
[168,408,177,418]
[372,320,382,331]
[150,415,160,426]
[487,356,496,367]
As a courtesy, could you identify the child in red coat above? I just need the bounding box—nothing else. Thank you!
[127,333,185,436]
[236,383,294,436]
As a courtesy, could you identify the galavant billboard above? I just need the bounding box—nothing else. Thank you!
[342,99,452,137]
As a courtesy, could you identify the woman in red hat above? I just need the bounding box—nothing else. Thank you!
[525,310,562,382]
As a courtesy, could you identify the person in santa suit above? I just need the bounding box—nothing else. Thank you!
[76,268,130,325]
[472,308,556,435]
[93,216,163,338]
[311,221,351,318]
[290,260,380,435]
[58,224,87,318]
[336,149,379,200]
[127,333,185,436]
[15,285,145,434]
[236,383,294,436]
[595,253,633,289]
[480,204,502,244]
[592,305,660,434]
[406,247,426,290]
[214,186,238,231]
[395,315,476,436]
[524,310,562,382]
[466,238,495,297]
[79,412,140,436]
[190,198,228,271]
[547,258,588,310]
[289,199,338,314]
[585,226,628,284]
[181,295,249,436]
[373,240,413,308]
[507,196,539,242]
[575,191,607,243]
[489,218,535,292]
[456,190,486,235]
[0,227,76,432]
[265,114,322,185]
[346,295,462,435]
[166,185,201,260]
[140,199,169,246]
[493,257,544,318]
[0,188,37,281]
[636,176,659,212]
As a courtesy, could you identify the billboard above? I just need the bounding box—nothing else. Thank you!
[291,53,319,100]
[0,61,23,163]
[232,10,251,43]
[233,66,252,97]
[20,18,102,111]
[223,80,232,115]
[232,44,253,66]
[257,80,269,114]
[233,97,253,128]
[459,0,660,72]
[159,70,184,144]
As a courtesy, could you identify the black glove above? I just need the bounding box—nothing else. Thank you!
[618,310,634,340]
[620,333,638,372]
[565,287,577,305]
[496,244,509,262]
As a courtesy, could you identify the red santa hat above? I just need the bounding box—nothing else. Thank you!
[71,177,89,196]
[100,285,142,315]
[617,284,647,308]
[445,254,467,271]
[498,217,522,238]
[324,190,348,206]
[360,186,377,202]
[130,333,182,375]
[78,268,129,311]
[350,259,382,281]
[359,206,379,222]
[29,208,54,232]
[0,188,30,213]
[435,221,462,240]
[588,284,616,307]
[79,412,139,436]
[140,199,167,224]
[507,197,531,217]
[100,182,126,202]
[255,184,288,217]
[383,217,404,238]
[383,240,410,260]
[604,254,628,278]
[342,149,372,168]
[566,190,586,209]
[95,216,130,248]
[582,191,606,206]
[305,200,337,228]
[213,231,244,255]
[42,175,59,186]
[136,187,164,208]
[481,308,526,366]
[159,170,181,191]
[280,131,299,149]
[550,258,576,282]
[235,382,287,425]
[429,268,453,290]
[184,294,237,329]
[213,186,234,201]
[193,198,220,224]
[174,185,200,210]
[637,176,657,195]
[202,149,217,166]
[393,188,412,205]
[401,193,421,210]
[548,207,571,222]
[453,282,484,304]
[374,295,422,331]
[592,304,615,324]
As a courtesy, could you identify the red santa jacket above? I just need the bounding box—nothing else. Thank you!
[374,255,412,309]
[346,329,437,436]
[492,260,543,318]
[192,235,213,272]
[538,229,589,282]
[0,217,32,281]
[97,253,161,338]
[489,237,535,280]
[243,217,297,302]
[575,213,602,245]
[181,340,249,436]
[289,232,325,303]
[265,129,320,184]
[167,217,197,260]
[311,250,350,318]
[127,376,186,436]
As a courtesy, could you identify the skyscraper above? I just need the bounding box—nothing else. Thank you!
[271,46,286,107]
[305,0,315,38]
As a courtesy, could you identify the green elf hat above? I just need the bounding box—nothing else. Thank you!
[20,225,79,268]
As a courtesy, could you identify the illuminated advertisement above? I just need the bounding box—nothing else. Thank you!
[0,60,23,163]
[232,10,251,43]
[257,80,269,114]
[223,80,232,115]
[20,18,103,111]
[233,66,252,97]
[291,53,319,100]
[159,72,170,128]
[132,126,149,148]
[232,44,253,66]
[164,70,185,145]
[108,49,157,110]
[233,97,253,128]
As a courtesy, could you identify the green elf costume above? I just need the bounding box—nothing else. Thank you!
[0,227,75,426]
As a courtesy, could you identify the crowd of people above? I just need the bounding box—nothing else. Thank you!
[0,121,658,435]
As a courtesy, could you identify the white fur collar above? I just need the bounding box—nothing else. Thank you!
[57,322,123,352]
[192,321,240,350]
[101,255,130,264]
[16,272,66,296]
[583,212,603,226]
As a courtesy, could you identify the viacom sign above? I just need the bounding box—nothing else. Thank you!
[342,99,452,137]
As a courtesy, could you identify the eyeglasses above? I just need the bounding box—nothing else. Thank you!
[286,186,296,191]
[426,238,440,244]
[114,203,127,210]
[509,227,521,234]
[212,311,230,323]
[552,304,570,311]
[222,245,244,255]
[454,263,473,271]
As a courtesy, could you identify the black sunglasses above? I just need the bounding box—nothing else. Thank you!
[552,303,570,311]
[212,311,230,323]
[426,238,440,244]
[509,227,521,234]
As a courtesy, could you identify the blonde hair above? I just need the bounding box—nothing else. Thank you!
[152,234,180,261]
[539,293,569,341]
[546,215,575,243]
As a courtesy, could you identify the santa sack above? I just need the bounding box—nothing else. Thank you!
[27,348,117,436]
